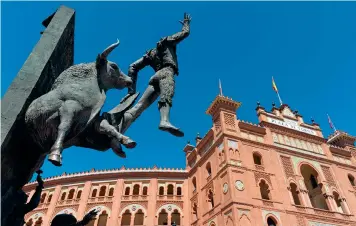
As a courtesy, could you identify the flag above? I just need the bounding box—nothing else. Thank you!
[272,77,278,93]
[327,114,335,131]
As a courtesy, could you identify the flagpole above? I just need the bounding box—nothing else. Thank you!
[327,114,337,132]
[276,91,283,106]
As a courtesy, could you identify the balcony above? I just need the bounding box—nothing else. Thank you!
[57,198,80,206]
[157,195,183,201]
[88,196,113,203]
[121,195,148,201]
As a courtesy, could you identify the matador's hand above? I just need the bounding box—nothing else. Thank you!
[81,209,99,225]
[179,13,192,25]
[36,170,44,189]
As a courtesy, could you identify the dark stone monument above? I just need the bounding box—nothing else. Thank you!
[1,6,75,226]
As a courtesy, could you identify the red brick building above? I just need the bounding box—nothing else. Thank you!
[23,94,356,226]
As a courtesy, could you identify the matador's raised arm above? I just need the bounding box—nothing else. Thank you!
[166,13,192,44]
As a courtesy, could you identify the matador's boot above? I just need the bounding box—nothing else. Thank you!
[158,104,184,137]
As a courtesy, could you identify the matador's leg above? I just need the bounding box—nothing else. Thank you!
[157,68,184,137]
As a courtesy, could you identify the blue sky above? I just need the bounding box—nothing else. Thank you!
[2,2,356,180]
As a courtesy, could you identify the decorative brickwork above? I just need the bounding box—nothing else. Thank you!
[214,116,221,133]
[296,215,306,226]
[254,171,272,188]
[321,166,337,187]
[280,156,295,179]
[224,113,236,131]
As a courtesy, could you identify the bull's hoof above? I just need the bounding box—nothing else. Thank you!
[48,153,62,166]
[122,137,136,149]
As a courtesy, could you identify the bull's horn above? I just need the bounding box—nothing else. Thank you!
[100,39,120,59]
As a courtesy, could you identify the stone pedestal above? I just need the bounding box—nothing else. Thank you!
[1,6,75,226]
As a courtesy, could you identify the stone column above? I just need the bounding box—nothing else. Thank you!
[42,185,62,225]
[167,214,172,225]
[340,197,351,214]
[323,193,336,211]
[130,214,135,226]
[109,179,124,226]
[299,189,312,208]
[77,181,92,220]
[147,178,158,225]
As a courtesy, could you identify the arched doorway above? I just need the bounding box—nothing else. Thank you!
[267,216,277,226]
[97,210,108,226]
[133,209,144,225]
[121,210,131,226]
[171,209,180,225]
[300,164,329,210]
[158,209,168,225]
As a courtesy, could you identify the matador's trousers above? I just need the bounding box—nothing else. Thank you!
[148,66,176,107]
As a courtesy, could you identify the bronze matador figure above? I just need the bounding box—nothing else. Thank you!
[122,13,192,137]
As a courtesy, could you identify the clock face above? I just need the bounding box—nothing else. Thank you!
[235,180,244,191]
[223,183,228,194]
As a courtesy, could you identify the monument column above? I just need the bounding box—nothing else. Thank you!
[77,181,92,220]
[109,178,124,226]
[43,185,62,225]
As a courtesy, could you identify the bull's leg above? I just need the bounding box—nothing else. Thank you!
[48,100,80,166]
[96,119,136,149]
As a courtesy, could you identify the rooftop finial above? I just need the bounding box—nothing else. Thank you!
[219,79,223,96]
[257,101,260,107]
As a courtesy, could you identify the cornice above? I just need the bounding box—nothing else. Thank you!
[24,167,188,189]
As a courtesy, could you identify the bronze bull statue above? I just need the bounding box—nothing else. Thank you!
[25,40,136,166]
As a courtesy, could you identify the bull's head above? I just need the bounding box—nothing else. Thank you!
[96,39,133,90]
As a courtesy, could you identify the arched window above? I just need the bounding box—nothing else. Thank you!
[109,187,114,196]
[171,209,181,225]
[167,184,174,195]
[61,192,66,201]
[159,187,164,195]
[26,218,33,226]
[208,190,214,209]
[142,187,148,196]
[310,175,318,189]
[34,217,43,226]
[348,174,355,186]
[97,210,108,226]
[40,193,46,203]
[158,209,168,225]
[68,189,75,200]
[267,217,277,226]
[99,186,106,196]
[192,177,197,192]
[177,187,182,196]
[259,180,271,200]
[134,209,144,225]
[91,189,97,198]
[76,190,82,199]
[133,184,140,195]
[125,187,130,196]
[206,162,212,177]
[192,203,198,221]
[47,194,52,203]
[290,183,301,205]
[253,153,262,165]
[301,164,329,210]
[121,210,131,226]
[333,192,346,213]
